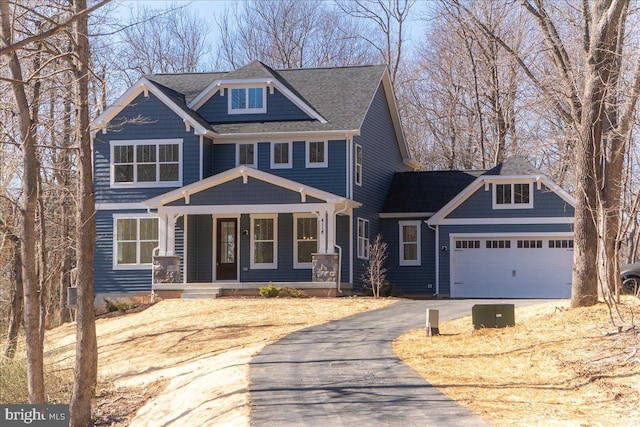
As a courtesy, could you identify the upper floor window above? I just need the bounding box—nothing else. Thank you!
[229,87,266,114]
[357,217,370,259]
[111,139,182,188]
[493,182,533,209]
[113,215,158,269]
[237,143,257,168]
[271,142,292,169]
[355,144,363,186]
[306,141,327,168]
[399,221,420,266]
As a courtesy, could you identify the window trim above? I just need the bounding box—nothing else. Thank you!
[357,217,370,260]
[355,144,363,186]
[228,86,267,115]
[250,214,278,269]
[112,213,158,270]
[399,220,421,266]
[305,140,328,168]
[492,181,534,209]
[236,142,257,168]
[293,214,318,269]
[270,141,292,169]
[110,139,183,189]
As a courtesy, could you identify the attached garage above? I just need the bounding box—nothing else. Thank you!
[451,234,573,298]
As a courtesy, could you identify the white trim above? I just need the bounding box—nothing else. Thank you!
[250,214,278,269]
[346,137,353,198]
[349,208,354,284]
[91,78,211,137]
[379,212,434,219]
[434,225,440,295]
[305,140,328,168]
[437,217,574,225]
[112,213,159,270]
[228,86,267,115]
[183,214,189,284]
[270,141,292,169]
[189,78,328,124]
[355,144,363,187]
[96,202,148,211]
[213,215,241,281]
[144,165,361,209]
[428,174,576,225]
[357,217,370,260]
[199,136,204,181]
[236,142,258,168]
[399,220,421,266]
[214,130,358,142]
[110,139,183,189]
[293,213,318,269]
[492,181,534,210]
[158,203,337,216]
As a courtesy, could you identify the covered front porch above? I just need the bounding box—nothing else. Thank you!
[144,166,360,298]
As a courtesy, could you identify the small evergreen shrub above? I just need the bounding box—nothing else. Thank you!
[259,282,281,298]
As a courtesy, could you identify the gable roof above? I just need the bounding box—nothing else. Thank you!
[483,156,543,176]
[144,165,361,209]
[381,171,480,216]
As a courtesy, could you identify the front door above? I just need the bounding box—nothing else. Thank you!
[216,218,237,280]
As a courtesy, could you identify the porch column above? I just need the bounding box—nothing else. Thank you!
[326,206,336,254]
[317,210,327,254]
[157,214,167,256]
[157,212,178,256]
[166,214,178,256]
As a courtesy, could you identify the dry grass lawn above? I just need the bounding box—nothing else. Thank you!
[394,298,640,427]
[45,297,396,426]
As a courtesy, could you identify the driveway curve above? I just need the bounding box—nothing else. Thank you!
[249,299,549,427]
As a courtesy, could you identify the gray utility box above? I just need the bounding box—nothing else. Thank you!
[426,309,440,336]
[472,304,515,329]
[67,286,77,308]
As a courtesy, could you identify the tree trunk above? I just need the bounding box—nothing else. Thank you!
[3,234,23,359]
[69,0,98,425]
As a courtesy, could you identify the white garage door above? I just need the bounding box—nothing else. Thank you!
[452,236,573,298]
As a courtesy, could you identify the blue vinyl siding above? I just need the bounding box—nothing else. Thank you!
[212,143,236,174]
[437,223,574,296]
[93,92,202,204]
[448,184,575,219]
[202,138,214,179]
[185,214,213,282]
[381,218,436,296]
[94,210,184,293]
[197,89,311,123]
[352,83,412,290]
[336,214,351,287]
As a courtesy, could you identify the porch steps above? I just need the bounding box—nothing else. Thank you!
[180,287,221,299]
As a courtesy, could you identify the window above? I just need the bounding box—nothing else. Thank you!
[111,139,182,188]
[455,240,480,249]
[517,240,543,249]
[549,239,574,249]
[357,218,370,259]
[486,240,511,249]
[113,216,158,268]
[399,221,420,266]
[493,182,533,209]
[306,141,327,168]
[271,142,291,168]
[229,87,266,114]
[355,144,363,186]
[251,215,277,269]
[294,215,318,268]
[237,143,256,167]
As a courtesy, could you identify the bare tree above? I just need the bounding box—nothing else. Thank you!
[362,234,389,298]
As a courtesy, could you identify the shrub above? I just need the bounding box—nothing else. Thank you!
[259,282,281,298]
[0,353,73,403]
[104,299,139,313]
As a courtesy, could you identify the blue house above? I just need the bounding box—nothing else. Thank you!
[91,61,575,300]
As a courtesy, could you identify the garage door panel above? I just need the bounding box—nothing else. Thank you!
[452,237,572,298]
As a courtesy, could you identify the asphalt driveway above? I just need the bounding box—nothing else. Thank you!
[249,299,549,427]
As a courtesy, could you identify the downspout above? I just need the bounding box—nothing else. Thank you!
[334,199,349,294]
[428,223,439,296]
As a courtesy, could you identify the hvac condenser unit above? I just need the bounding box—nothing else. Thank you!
[472,304,515,329]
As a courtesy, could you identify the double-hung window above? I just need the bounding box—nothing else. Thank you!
[229,87,266,114]
[399,221,420,266]
[357,218,370,259]
[306,141,327,168]
[271,142,292,168]
[237,143,257,167]
[355,144,363,186]
[294,215,318,268]
[251,214,277,269]
[493,182,533,209]
[114,215,158,268]
[111,139,182,188]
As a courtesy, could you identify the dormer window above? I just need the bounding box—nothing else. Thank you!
[493,182,533,209]
[229,87,266,114]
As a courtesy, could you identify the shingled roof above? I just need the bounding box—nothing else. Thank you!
[142,61,388,135]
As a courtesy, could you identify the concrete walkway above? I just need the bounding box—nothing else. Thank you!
[249,299,548,427]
